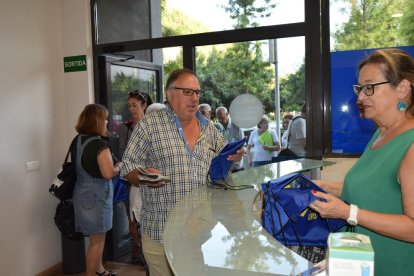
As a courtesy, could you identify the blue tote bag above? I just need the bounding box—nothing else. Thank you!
[261,173,347,247]
[112,174,128,204]
[209,138,246,182]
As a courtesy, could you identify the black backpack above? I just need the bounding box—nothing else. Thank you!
[54,200,83,240]
[50,135,84,240]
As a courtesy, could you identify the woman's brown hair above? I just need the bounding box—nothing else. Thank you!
[358,48,414,115]
[75,104,109,136]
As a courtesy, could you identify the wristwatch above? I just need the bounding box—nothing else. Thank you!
[347,204,358,226]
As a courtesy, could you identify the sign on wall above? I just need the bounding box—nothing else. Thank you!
[63,55,87,73]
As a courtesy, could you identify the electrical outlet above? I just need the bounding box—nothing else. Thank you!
[25,161,40,172]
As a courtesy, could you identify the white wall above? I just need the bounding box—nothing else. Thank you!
[0,0,92,274]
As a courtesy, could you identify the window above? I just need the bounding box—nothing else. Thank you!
[329,0,414,155]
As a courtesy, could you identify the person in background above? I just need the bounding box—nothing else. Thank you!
[247,116,280,167]
[118,91,154,158]
[73,104,123,276]
[216,106,245,172]
[281,104,306,157]
[310,48,414,276]
[198,103,225,134]
[145,102,166,114]
[127,101,166,260]
[117,90,153,264]
[121,68,243,276]
[280,114,294,149]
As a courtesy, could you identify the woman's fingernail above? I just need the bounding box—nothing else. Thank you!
[311,189,317,194]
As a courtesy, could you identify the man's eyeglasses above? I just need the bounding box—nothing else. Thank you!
[128,90,147,102]
[353,81,390,97]
[171,87,204,97]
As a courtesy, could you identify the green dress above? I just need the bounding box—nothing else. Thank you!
[342,128,414,276]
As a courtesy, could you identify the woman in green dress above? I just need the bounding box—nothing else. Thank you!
[310,48,414,276]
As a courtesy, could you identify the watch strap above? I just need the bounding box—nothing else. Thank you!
[347,204,358,226]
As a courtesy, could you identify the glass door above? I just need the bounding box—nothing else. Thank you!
[98,56,163,261]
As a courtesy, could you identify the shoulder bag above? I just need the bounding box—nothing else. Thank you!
[49,135,79,201]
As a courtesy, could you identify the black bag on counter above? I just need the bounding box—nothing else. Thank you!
[278,147,297,157]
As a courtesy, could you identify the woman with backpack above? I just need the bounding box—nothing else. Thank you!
[73,104,123,276]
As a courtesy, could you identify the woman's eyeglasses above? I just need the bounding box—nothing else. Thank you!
[353,81,390,97]
[128,90,147,102]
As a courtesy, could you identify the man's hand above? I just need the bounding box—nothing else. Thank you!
[125,167,170,188]
[227,148,244,163]
[124,169,140,187]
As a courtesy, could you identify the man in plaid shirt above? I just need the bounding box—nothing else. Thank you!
[122,68,243,276]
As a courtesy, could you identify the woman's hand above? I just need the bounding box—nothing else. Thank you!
[115,162,123,172]
[262,145,271,151]
[309,190,350,220]
[263,142,280,152]
[311,180,344,198]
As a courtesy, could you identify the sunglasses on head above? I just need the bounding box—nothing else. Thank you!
[128,90,147,103]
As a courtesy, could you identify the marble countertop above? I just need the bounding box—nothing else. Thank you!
[163,159,334,276]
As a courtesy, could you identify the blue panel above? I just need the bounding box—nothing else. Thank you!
[330,46,414,154]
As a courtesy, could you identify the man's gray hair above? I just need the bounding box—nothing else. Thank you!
[145,103,166,115]
[215,106,228,115]
[198,103,212,112]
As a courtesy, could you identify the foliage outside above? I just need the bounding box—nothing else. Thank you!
[332,0,414,51]
[110,0,414,123]
[162,0,293,116]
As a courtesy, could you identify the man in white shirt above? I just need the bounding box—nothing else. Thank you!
[285,105,306,157]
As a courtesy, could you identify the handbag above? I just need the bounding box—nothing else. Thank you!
[261,173,347,247]
[54,200,84,240]
[49,135,78,201]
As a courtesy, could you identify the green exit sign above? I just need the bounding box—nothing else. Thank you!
[64,55,87,73]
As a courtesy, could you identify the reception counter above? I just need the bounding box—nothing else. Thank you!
[163,159,334,276]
